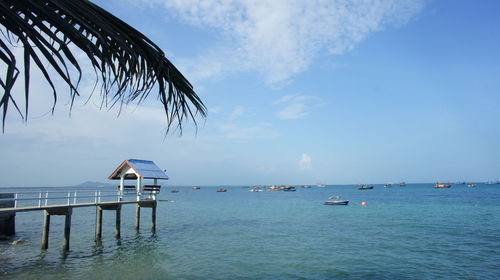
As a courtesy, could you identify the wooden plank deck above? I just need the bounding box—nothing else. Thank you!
[0,200,153,214]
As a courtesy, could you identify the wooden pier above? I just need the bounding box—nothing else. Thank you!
[0,159,169,250]
[0,196,158,250]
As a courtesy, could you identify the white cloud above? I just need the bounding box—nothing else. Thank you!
[275,94,322,120]
[208,106,222,113]
[227,105,246,120]
[299,153,312,170]
[214,121,280,140]
[143,0,424,83]
[276,103,308,120]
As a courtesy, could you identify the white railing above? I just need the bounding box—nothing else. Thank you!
[0,189,155,209]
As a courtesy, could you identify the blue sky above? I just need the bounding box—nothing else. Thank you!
[1,0,500,187]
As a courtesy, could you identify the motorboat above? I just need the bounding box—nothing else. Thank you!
[283,186,296,192]
[434,183,451,188]
[384,184,392,188]
[216,188,227,192]
[324,200,349,206]
[192,186,201,190]
[357,185,374,190]
[170,190,179,193]
[467,183,477,187]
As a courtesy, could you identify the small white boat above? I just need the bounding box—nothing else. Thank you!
[324,200,349,206]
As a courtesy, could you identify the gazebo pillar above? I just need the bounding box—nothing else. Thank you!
[136,177,142,201]
[119,175,125,197]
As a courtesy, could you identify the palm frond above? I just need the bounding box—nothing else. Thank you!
[0,0,206,133]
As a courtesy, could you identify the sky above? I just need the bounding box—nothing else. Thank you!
[1,0,500,187]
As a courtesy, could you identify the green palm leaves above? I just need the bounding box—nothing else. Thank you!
[0,0,206,132]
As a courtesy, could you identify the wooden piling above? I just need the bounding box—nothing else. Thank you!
[0,193,16,237]
[63,211,72,251]
[41,210,50,250]
[135,204,141,230]
[115,206,121,238]
[151,203,157,232]
[95,206,103,241]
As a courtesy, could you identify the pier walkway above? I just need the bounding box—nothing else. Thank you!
[0,190,159,250]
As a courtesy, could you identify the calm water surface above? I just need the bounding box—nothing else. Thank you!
[1,184,499,279]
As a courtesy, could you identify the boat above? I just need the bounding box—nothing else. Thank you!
[170,190,179,193]
[384,184,392,188]
[301,185,311,188]
[357,185,374,190]
[192,186,201,190]
[283,186,296,192]
[434,183,451,188]
[216,188,227,192]
[399,182,406,187]
[316,183,326,188]
[467,183,477,187]
[250,186,264,192]
[486,180,499,185]
[324,200,349,206]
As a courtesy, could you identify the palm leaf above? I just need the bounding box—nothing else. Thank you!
[0,0,206,133]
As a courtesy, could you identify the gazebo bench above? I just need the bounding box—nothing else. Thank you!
[143,185,161,194]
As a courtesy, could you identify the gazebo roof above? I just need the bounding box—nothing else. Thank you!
[108,159,169,180]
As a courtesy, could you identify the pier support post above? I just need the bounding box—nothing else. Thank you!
[135,204,141,230]
[95,206,103,241]
[63,211,72,251]
[0,193,16,238]
[41,207,72,251]
[115,206,121,238]
[151,202,157,232]
[41,210,50,250]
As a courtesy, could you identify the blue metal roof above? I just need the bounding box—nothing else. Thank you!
[127,159,169,180]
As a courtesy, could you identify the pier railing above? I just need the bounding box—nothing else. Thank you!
[0,189,156,209]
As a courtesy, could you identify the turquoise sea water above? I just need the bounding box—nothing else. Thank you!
[1,184,500,279]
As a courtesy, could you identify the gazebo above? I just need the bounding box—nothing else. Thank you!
[108,159,169,197]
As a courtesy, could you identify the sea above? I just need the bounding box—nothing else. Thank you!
[1,183,499,279]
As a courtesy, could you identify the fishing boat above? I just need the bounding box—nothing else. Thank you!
[434,183,451,188]
[384,184,392,188]
[250,187,264,192]
[467,183,477,187]
[357,185,374,190]
[216,188,227,192]
[283,186,296,192]
[324,200,349,206]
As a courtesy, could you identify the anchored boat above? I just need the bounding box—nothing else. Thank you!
[434,183,451,188]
